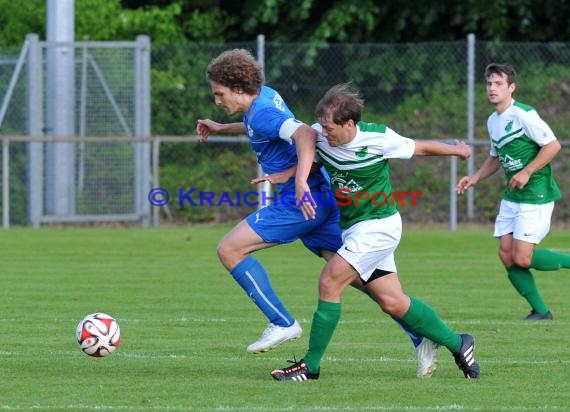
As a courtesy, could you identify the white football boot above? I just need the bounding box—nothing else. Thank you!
[247,320,302,353]
[416,338,439,378]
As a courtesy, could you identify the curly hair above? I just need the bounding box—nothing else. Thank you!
[206,49,264,95]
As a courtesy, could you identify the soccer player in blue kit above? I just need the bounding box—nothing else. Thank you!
[196,49,438,377]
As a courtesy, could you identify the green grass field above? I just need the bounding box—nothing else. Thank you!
[1,224,570,411]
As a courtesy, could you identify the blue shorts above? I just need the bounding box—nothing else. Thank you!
[245,189,342,257]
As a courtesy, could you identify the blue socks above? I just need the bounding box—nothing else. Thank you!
[230,256,295,327]
[363,288,423,347]
[392,316,423,348]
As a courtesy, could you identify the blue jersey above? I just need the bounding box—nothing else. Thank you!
[243,85,328,193]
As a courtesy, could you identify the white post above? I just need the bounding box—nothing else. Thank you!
[450,156,457,232]
[2,138,9,229]
[27,33,43,227]
[135,35,151,226]
[256,34,271,209]
[466,33,476,220]
[45,0,76,216]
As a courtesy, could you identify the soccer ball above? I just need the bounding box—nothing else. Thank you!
[76,312,121,357]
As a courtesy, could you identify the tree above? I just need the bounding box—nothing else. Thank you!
[0,0,45,46]
[225,0,570,43]
[2,0,570,46]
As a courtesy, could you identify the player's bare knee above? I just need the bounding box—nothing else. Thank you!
[318,274,335,292]
[318,274,344,300]
[513,254,531,268]
[216,239,240,269]
[216,240,228,260]
[379,296,408,318]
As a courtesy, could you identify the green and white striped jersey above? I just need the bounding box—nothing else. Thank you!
[487,99,561,204]
[313,121,415,229]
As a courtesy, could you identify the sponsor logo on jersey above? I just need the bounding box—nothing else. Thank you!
[504,120,514,133]
[330,172,363,192]
[499,153,523,171]
[355,146,368,158]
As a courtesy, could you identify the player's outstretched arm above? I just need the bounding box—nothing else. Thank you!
[251,162,324,186]
[196,119,246,142]
[413,139,472,159]
[250,165,297,185]
[456,156,501,194]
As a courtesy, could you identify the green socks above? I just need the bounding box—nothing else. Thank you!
[506,248,570,314]
[304,300,341,373]
[507,266,549,314]
[530,248,570,271]
[304,297,464,371]
[400,297,462,353]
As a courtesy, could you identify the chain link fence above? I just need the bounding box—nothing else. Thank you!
[151,38,570,226]
[1,37,569,227]
[0,37,150,227]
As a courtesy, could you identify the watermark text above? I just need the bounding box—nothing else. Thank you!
[148,188,422,208]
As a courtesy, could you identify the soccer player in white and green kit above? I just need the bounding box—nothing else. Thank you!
[457,63,570,320]
[271,83,481,381]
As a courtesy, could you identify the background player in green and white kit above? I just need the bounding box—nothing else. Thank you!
[271,83,481,381]
[457,63,570,320]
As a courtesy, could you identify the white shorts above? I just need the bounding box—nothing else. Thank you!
[493,200,554,244]
[336,212,402,282]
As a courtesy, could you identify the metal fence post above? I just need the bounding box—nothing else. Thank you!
[466,33,476,220]
[449,156,457,232]
[135,35,152,227]
[45,0,76,216]
[2,138,9,229]
[27,33,43,228]
[256,34,271,209]
[152,137,160,227]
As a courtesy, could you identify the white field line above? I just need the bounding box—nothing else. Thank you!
[1,349,569,366]
[1,316,570,327]
[0,404,567,411]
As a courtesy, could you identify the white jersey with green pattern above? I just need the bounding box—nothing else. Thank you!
[313,121,415,229]
[488,99,561,204]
